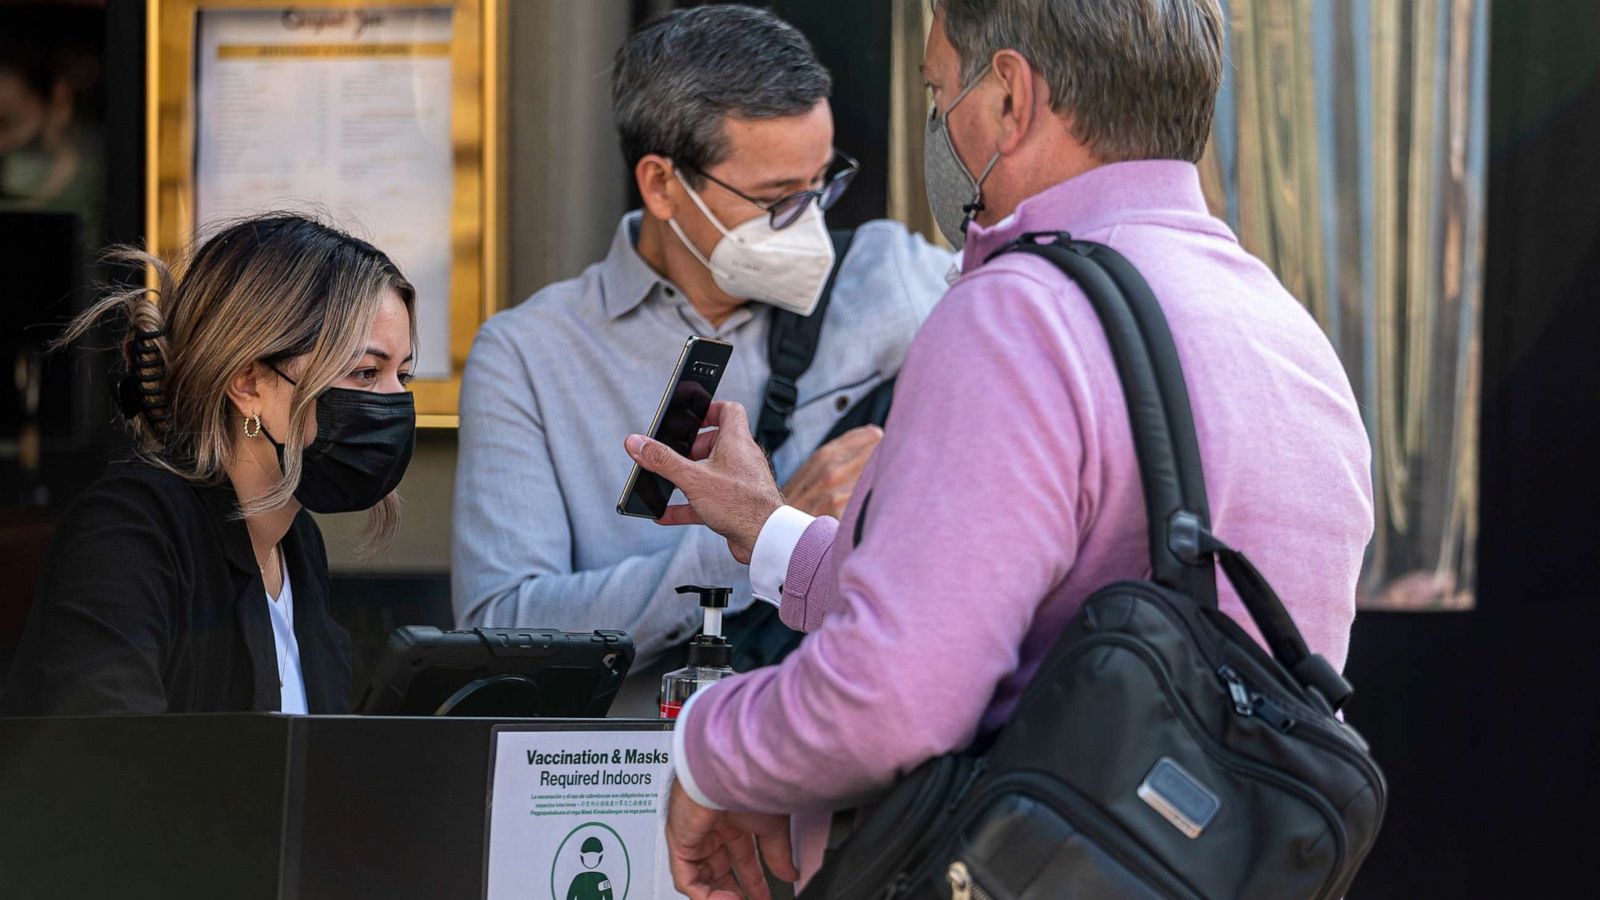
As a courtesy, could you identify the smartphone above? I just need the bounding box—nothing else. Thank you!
[616,336,734,519]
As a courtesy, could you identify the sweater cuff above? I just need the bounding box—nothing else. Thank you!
[779,517,840,632]
[750,505,816,606]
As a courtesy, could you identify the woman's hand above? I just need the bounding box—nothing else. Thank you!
[665,779,797,899]
[624,402,785,564]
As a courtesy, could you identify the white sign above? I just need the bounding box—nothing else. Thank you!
[194,7,456,378]
[486,727,679,900]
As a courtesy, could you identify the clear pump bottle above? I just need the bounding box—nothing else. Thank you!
[660,585,736,719]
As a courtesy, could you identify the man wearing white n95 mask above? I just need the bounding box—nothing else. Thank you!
[451,5,953,713]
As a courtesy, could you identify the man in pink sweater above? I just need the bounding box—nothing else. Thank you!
[623,2,1373,896]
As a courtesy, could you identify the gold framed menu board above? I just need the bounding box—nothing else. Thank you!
[148,1,503,426]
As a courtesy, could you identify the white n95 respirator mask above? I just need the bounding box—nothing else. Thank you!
[667,170,836,317]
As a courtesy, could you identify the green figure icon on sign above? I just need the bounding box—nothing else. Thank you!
[566,837,614,900]
[550,823,629,900]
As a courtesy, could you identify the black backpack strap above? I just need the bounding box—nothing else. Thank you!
[756,229,856,455]
[989,233,1353,710]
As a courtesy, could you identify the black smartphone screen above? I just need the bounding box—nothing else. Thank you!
[617,337,734,519]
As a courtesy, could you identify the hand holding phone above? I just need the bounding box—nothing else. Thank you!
[624,400,787,564]
[617,336,734,519]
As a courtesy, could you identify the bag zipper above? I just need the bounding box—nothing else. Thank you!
[1052,634,1350,899]
[1155,579,1389,825]
[950,758,988,810]
[1218,665,1296,731]
[945,861,996,900]
[827,755,975,900]
[1219,661,1389,851]
[883,762,985,900]
[1071,584,1388,847]
[1218,661,1387,898]
[1296,721,1387,818]
[1289,716,1388,827]
[1097,582,1315,706]
[952,770,1203,900]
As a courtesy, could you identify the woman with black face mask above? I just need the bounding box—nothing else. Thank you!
[0,214,418,716]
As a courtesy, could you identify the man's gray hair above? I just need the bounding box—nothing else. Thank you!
[612,6,832,182]
[938,0,1224,163]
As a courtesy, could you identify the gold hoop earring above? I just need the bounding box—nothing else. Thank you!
[243,414,262,438]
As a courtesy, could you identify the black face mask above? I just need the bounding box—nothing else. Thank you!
[262,369,417,514]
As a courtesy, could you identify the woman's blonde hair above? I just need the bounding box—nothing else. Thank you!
[59,213,417,550]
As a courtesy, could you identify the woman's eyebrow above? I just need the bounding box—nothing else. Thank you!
[361,347,417,364]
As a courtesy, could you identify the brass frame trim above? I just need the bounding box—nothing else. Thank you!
[146,0,503,428]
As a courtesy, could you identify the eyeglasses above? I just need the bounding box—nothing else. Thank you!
[685,150,860,230]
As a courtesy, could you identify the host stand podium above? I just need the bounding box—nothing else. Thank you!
[0,714,671,899]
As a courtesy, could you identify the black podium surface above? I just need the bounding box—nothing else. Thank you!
[0,714,670,900]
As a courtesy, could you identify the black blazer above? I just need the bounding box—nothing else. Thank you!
[0,463,352,715]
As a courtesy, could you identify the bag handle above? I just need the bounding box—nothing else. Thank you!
[989,234,1352,710]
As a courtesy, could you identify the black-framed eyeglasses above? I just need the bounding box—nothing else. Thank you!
[686,150,860,230]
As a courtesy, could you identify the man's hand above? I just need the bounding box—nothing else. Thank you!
[782,425,883,519]
[625,402,785,563]
[666,779,798,900]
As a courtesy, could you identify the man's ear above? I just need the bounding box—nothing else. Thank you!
[224,362,264,419]
[990,49,1037,155]
[636,154,679,222]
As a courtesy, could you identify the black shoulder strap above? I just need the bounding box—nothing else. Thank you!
[993,235,1217,607]
[756,229,856,455]
[989,233,1353,711]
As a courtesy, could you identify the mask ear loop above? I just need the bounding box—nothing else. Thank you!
[673,168,737,241]
[258,362,303,479]
[961,151,1003,236]
[942,74,985,118]
[666,168,737,280]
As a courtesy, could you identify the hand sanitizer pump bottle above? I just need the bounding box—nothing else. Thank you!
[659,585,735,719]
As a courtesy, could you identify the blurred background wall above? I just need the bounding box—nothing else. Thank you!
[1202,0,1487,612]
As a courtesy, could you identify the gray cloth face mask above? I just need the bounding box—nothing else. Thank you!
[923,76,1002,250]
